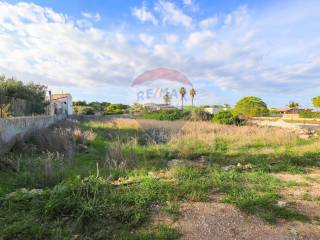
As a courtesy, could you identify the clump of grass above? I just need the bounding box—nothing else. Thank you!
[73,128,97,144]
[0,151,67,191]
[0,175,179,240]
[73,128,83,143]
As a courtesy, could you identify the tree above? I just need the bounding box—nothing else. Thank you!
[73,101,87,106]
[163,92,171,105]
[288,101,300,109]
[179,87,186,111]
[312,97,320,109]
[224,104,231,110]
[74,106,95,115]
[189,88,196,107]
[0,75,48,115]
[233,96,269,117]
[129,103,144,113]
[105,104,129,115]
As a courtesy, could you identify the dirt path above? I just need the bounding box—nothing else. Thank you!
[161,170,320,240]
[174,201,320,240]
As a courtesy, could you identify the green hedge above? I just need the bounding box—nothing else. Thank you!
[299,111,320,118]
[140,109,189,121]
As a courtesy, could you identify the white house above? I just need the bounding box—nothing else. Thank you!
[204,107,227,114]
[49,92,73,115]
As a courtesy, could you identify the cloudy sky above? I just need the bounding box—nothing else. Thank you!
[0,0,320,107]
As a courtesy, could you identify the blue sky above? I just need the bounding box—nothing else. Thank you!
[1,0,320,107]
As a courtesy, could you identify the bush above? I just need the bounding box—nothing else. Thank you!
[140,109,188,121]
[189,107,212,121]
[234,96,269,117]
[213,110,245,126]
[299,111,320,118]
[105,103,129,115]
[74,106,95,115]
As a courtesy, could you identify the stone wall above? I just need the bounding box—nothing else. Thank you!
[0,115,65,155]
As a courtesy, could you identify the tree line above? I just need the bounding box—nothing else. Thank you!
[0,75,48,117]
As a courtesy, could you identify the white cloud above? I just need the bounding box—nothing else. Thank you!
[81,12,101,22]
[165,34,179,44]
[185,30,215,49]
[0,2,145,90]
[224,5,249,26]
[155,0,192,28]
[132,5,158,25]
[199,16,218,28]
[183,0,198,12]
[183,0,193,6]
[1,1,320,104]
[139,34,154,46]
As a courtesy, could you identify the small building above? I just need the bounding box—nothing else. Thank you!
[271,107,311,119]
[203,107,227,114]
[143,103,177,112]
[49,92,73,115]
[271,107,310,115]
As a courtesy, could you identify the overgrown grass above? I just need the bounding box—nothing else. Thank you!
[1,118,320,239]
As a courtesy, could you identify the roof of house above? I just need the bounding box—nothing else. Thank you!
[143,103,177,109]
[272,107,291,112]
[271,107,311,113]
[51,93,71,101]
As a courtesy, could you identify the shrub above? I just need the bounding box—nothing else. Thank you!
[105,103,129,115]
[140,109,189,121]
[0,103,11,118]
[213,110,245,126]
[233,96,269,117]
[213,110,234,125]
[189,107,212,121]
[299,110,320,118]
[74,106,95,115]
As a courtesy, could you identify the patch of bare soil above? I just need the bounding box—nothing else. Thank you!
[173,201,320,240]
[275,169,320,218]
[152,174,320,240]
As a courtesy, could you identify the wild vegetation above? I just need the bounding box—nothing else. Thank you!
[0,75,48,117]
[1,118,320,239]
[73,101,130,116]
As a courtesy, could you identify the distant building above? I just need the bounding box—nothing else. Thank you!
[271,107,310,115]
[143,103,177,112]
[49,92,73,115]
[203,107,227,114]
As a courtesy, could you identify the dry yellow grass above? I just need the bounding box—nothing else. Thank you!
[88,118,309,158]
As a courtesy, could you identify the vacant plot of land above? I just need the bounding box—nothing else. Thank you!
[1,118,320,239]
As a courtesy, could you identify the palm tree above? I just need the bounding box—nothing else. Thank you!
[288,101,300,109]
[179,87,186,111]
[190,88,196,107]
[163,92,171,105]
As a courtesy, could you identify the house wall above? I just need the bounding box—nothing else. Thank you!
[67,95,73,115]
[0,115,66,155]
[282,113,300,119]
[204,108,222,114]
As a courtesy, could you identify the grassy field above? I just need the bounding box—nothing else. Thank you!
[1,118,320,239]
